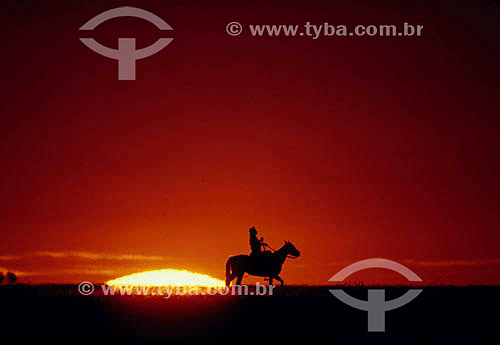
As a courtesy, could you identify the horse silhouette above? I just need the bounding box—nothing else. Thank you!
[225,241,300,286]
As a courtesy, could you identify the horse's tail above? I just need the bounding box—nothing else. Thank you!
[225,256,234,287]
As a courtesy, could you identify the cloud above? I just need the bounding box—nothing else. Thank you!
[58,268,116,275]
[0,267,33,276]
[405,259,500,267]
[324,258,500,269]
[0,251,182,282]
[0,251,172,262]
[34,251,169,261]
[0,255,22,261]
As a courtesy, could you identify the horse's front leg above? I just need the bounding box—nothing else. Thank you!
[268,277,274,286]
[274,275,284,287]
[236,274,244,285]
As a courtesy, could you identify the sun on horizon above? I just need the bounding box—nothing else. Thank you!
[106,269,225,287]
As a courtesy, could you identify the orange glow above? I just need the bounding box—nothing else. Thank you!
[106,269,225,287]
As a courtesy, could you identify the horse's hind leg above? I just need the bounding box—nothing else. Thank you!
[236,274,244,285]
[225,274,234,287]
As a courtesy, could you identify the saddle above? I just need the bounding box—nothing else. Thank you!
[250,250,273,264]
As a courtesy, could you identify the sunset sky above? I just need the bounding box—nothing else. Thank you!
[1,0,499,285]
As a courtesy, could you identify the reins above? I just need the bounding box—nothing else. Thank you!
[264,244,298,259]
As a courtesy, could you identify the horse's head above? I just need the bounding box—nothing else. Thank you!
[283,241,300,258]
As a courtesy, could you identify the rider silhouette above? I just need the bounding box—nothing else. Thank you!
[249,227,268,256]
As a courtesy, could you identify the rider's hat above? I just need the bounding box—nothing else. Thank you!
[249,227,257,234]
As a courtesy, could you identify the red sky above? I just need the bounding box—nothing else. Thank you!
[1,0,499,285]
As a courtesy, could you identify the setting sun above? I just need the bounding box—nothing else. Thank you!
[106,269,225,287]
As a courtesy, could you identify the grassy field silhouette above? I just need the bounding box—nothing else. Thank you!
[1,284,497,343]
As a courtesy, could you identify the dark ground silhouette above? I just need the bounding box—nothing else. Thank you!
[0,285,498,343]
